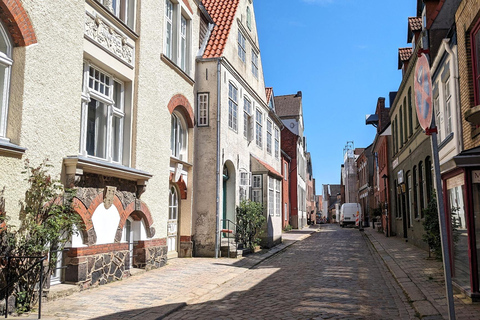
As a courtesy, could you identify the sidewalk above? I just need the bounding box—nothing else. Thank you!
[363,226,480,319]
[10,225,320,320]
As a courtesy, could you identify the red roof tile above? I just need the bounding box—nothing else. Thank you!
[265,87,273,102]
[408,17,422,32]
[202,0,240,59]
[398,47,412,62]
[251,154,282,179]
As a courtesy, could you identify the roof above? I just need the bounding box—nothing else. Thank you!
[408,17,422,32]
[202,0,240,59]
[398,47,412,69]
[274,92,302,118]
[265,87,273,103]
[250,154,282,179]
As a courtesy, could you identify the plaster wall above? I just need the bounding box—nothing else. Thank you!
[0,0,84,227]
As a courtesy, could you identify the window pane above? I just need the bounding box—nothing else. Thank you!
[87,99,107,159]
[0,64,6,136]
[112,115,122,162]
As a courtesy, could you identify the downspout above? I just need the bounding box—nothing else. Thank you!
[215,58,222,258]
[444,39,463,152]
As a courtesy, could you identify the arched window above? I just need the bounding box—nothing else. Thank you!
[0,20,12,139]
[425,156,432,204]
[419,161,425,218]
[169,186,178,221]
[170,112,187,161]
[408,87,413,135]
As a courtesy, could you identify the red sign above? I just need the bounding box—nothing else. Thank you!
[414,53,433,130]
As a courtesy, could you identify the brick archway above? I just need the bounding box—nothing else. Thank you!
[0,0,37,47]
[167,94,194,128]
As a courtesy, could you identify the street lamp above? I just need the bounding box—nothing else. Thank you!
[382,174,388,237]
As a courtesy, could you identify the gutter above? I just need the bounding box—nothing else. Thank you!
[215,57,222,258]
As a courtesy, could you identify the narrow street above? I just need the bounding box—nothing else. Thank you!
[164,224,416,320]
[15,224,440,320]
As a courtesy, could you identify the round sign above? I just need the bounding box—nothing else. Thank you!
[414,53,433,130]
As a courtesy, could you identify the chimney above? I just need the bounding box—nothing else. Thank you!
[295,91,302,98]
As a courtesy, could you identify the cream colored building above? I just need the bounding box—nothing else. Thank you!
[0,0,201,287]
[193,0,283,257]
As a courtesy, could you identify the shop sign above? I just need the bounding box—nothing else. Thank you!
[397,169,404,184]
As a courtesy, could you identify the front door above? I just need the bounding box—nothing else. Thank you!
[168,186,178,252]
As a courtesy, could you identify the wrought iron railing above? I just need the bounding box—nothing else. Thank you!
[220,219,238,258]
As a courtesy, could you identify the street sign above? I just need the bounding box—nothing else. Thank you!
[414,53,433,130]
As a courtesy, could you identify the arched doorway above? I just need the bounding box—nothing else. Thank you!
[222,161,236,230]
[168,186,179,253]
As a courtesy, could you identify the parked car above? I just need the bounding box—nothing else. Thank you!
[339,203,361,228]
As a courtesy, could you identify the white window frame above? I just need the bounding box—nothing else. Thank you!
[274,127,280,159]
[239,171,251,202]
[81,62,126,164]
[0,21,12,141]
[243,97,252,139]
[197,93,209,126]
[164,0,191,74]
[171,112,188,161]
[228,82,238,132]
[99,0,136,30]
[238,30,246,62]
[444,77,452,136]
[268,177,274,216]
[246,6,252,31]
[275,179,281,217]
[255,109,263,148]
[252,174,262,203]
[266,119,272,154]
[251,50,258,78]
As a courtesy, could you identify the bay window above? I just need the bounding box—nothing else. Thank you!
[81,63,127,164]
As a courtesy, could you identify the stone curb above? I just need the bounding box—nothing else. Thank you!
[363,229,442,319]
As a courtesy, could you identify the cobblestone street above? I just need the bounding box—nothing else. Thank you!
[13,224,480,319]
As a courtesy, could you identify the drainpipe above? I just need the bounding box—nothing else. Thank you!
[444,39,463,152]
[215,58,222,258]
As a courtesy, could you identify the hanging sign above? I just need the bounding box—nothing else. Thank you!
[414,53,433,130]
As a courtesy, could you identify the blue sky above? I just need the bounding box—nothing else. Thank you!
[254,0,417,194]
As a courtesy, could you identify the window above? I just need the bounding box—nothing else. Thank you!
[394,116,398,153]
[243,97,252,139]
[392,121,396,154]
[407,172,413,227]
[252,174,262,203]
[246,6,252,30]
[399,108,403,147]
[98,0,135,29]
[81,63,126,163]
[268,177,274,216]
[418,161,425,218]
[413,166,418,219]
[164,0,191,73]
[275,179,281,217]
[228,82,238,131]
[444,77,452,136]
[274,127,280,159]
[238,30,246,62]
[0,21,12,140]
[171,112,187,161]
[266,119,272,154]
[197,93,209,126]
[403,99,408,139]
[284,203,288,221]
[284,162,288,180]
[255,109,262,148]
[434,90,442,143]
[251,50,258,78]
[239,171,251,201]
[472,22,480,105]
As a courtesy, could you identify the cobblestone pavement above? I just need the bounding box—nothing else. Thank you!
[13,224,480,320]
[364,226,480,320]
[164,224,417,320]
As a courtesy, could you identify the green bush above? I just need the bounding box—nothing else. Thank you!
[0,159,84,313]
[235,200,265,251]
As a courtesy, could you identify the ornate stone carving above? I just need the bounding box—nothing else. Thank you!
[85,12,133,66]
[103,186,116,209]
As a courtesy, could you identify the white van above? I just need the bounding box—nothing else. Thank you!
[339,203,361,227]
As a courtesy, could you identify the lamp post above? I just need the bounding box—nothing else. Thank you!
[382,174,388,237]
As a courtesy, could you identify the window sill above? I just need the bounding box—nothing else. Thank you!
[64,155,152,184]
[438,132,454,150]
[170,156,193,168]
[0,139,26,158]
[161,54,194,86]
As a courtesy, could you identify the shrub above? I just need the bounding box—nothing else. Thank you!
[0,159,83,313]
[235,200,265,251]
